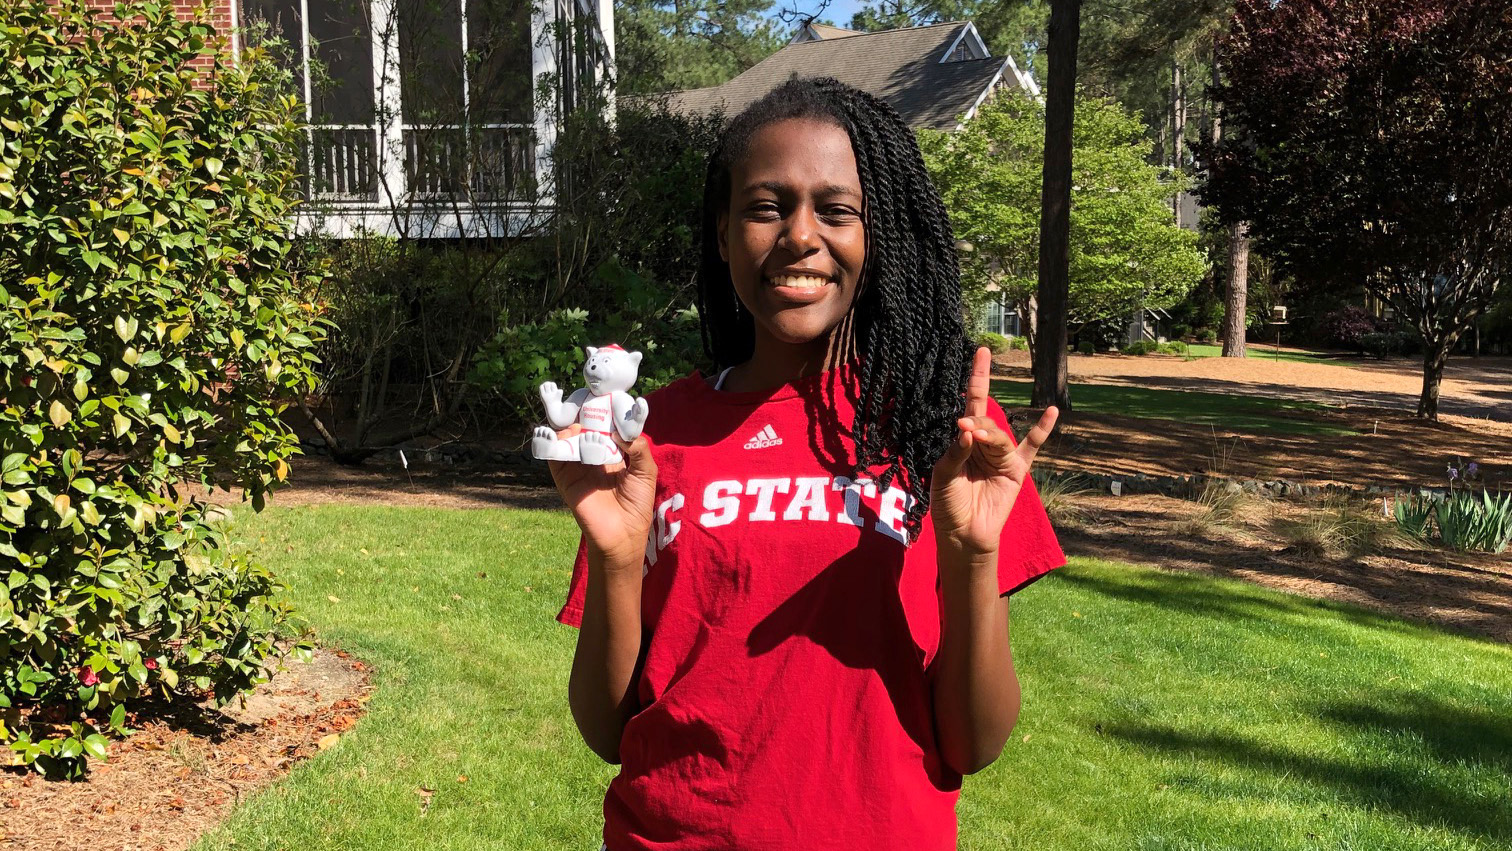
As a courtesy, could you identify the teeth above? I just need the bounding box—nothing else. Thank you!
[770,275,829,289]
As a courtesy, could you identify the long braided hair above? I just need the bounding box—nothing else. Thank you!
[695,76,973,540]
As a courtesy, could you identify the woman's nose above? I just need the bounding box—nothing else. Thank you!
[780,207,821,254]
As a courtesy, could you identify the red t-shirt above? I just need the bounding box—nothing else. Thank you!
[557,364,1065,851]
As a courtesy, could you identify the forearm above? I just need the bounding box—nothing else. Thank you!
[930,545,1021,775]
[568,543,645,764]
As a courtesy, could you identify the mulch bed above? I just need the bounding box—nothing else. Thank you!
[2,648,371,851]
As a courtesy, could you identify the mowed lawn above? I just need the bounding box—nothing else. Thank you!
[194,504,1512,851]
[990,379,1357,436]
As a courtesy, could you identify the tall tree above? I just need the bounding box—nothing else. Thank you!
[920,90,1205,360]
[1203,0,1512,419]
[615,0,785,95]
[1220,222,1248,356]
[1033,0,1080,412]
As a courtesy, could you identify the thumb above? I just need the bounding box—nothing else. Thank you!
[620,434,657,479]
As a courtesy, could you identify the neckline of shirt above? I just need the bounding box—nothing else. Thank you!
[689,360,858,406]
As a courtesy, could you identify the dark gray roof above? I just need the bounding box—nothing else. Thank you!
[662,22,1011,131]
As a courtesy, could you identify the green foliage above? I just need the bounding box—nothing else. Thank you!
[1077,341,1096,355]
[1008,336,1029,351]
[1122,340,1159,356]
[1434,490,1512,554]
[0,0,320,777]
[921,89,1207,339]
[1197,327,1218,343]
[614,0,784,95]
[976,332,1010,355]
[1395,490,1512,554]
[1158,340,1189,356]
[1392,494,1436,542]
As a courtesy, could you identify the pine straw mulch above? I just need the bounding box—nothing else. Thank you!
[1,647,372,851]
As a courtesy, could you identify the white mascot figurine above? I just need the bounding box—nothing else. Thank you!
[531,344,650,465]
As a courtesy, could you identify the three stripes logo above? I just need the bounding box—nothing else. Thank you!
[743,424,783,450]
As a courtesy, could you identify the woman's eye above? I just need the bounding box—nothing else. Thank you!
[822,207,860,221]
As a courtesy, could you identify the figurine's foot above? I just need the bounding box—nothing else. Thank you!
[531,427,577,461]
[578,431,621,466]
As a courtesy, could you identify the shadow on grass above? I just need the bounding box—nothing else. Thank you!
[990,380,1355,436]
[1051,566,1437,644]
[1054,511,1512,644]
[1108,692,1512,843]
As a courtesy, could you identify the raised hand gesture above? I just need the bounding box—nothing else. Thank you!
[930,347,1059,556]
[547,425,658,569]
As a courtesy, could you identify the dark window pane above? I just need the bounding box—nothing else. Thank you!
[240,0,306,107]
[399,0,465,124]
[466,0,531,124]
[307,0,375,124]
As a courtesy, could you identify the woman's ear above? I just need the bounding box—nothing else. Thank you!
[716,211,729,262]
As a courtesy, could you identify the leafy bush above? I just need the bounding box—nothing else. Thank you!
[1122,340,1159,355]
[1157,341,1190,356]
[1077,341,1096,355]
[1322,306,1384,350]
[0,0,320,777]
[1167,323,1192,341]
[1008,336,1029,351]
[1360,330,1421,359]
[1196,328,1218,343]
[976,332,1009,355]
[1392,494,1436,541]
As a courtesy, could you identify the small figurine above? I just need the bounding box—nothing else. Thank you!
[531,344,650,465]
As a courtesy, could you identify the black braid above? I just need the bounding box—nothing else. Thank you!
[695,77,973,541]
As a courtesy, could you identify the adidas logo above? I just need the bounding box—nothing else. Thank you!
[743,424,783,449]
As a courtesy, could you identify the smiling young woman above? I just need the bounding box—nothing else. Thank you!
[549,77,1064,851]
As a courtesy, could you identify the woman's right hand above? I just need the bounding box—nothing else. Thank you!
[546,425,658,569]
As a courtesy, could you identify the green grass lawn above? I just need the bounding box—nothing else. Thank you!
[194,504,1512,851]
[1183,343,1363,366]
[990,379,1357,436]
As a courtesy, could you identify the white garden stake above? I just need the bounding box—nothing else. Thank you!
[531,345,650,465]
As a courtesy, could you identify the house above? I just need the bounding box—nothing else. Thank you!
[664,21,1037,132]
[234,0,614,238]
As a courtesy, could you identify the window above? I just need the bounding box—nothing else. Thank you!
[239,0,536,203]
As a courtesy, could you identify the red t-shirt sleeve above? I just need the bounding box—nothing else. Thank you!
[557,535,589,628]
[984,397,1068,596]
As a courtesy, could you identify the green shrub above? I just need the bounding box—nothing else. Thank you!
[976,332,1009,355]
[1168,323,1192,340]
[1197,328,1218,343]
[1122,340,1158,355]
[1008,336,1029,351]
[1077,341,1096,355]
[0,0,320,778]
[1157,340,1189,356]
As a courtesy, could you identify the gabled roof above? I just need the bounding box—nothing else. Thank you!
[790,22,864,43]
[664,22,1030,131]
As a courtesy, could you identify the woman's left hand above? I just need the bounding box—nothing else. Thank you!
[931,347,1059,557]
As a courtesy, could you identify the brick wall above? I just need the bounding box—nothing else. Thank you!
[82,0,237,73]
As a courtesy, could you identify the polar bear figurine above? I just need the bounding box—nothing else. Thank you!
[531,344,650,465]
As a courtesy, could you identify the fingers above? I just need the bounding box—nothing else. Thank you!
[1013,406,1059,469]
[934,422,973,479]
[966,346,992,419]
[958,415,1013,468]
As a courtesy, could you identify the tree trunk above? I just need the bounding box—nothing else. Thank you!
[1222,222,1250,357]
[1418,340,1447,420]
[1033,0,1081,413]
